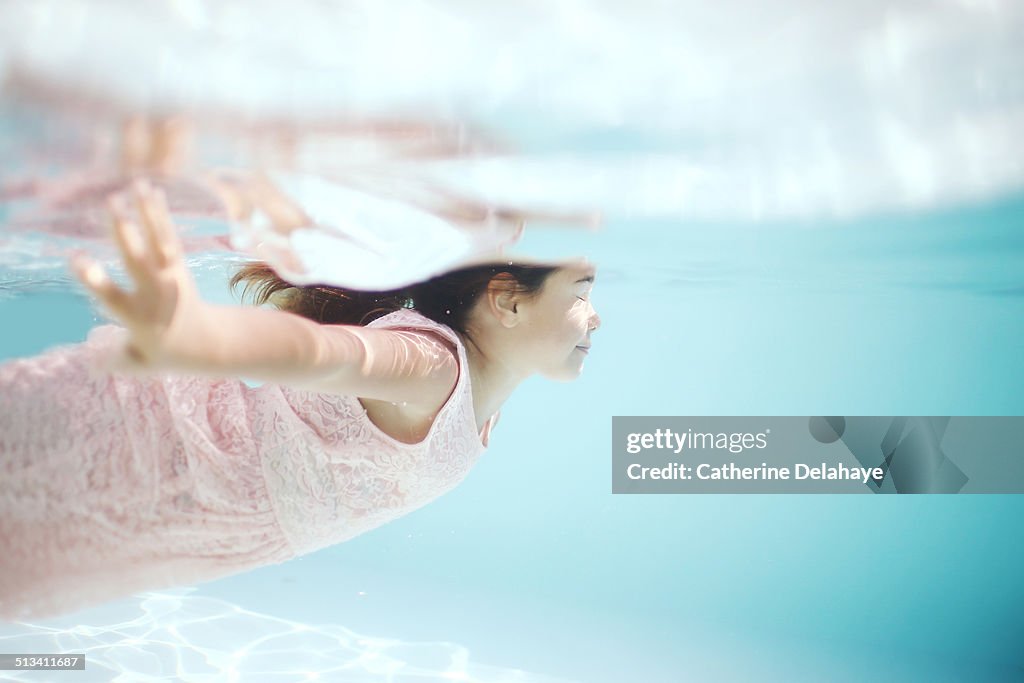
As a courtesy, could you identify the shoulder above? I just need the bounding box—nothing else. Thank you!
[343,309,461,415]
[366,309,461,348]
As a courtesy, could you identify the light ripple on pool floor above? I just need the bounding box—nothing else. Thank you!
[0,587,579,683]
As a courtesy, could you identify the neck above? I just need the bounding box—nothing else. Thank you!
[460,335,525,430]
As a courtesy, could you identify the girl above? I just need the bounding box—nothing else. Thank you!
[0,180,600,621]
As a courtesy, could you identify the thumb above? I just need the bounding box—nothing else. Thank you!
[111,342,153,376]
[95,331,149,376]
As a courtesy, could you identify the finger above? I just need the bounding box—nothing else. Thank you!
[134,181,180,266]
[206,173,253,221]
[70,252,134,317]
[107,195,149,276]
[247,174,308,233]
[148,187,183,265]
[133,181,167,265]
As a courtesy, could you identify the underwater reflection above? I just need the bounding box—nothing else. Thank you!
[0,587,578,682]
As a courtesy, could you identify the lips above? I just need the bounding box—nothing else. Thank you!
[576,345,590,353]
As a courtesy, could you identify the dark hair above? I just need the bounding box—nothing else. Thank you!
[228,261,560,339]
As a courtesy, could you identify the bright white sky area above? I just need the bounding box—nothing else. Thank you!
[1,1,1021,221]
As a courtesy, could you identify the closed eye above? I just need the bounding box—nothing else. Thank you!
[575,276,594,302]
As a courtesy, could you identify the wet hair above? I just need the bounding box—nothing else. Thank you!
[228,260,560,339]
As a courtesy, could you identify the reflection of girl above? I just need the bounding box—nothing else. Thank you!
[0,182,601,621]
[1,109,598,287]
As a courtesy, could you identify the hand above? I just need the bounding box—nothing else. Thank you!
[208,171,311,233]
[70,180,210,375]
[206,171,312,275]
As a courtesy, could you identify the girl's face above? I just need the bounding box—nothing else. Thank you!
[518,262,601,381]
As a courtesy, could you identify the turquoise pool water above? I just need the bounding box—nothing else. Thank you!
[2,192,1023,681]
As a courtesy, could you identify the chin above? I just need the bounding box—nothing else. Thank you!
[543,366,585,382]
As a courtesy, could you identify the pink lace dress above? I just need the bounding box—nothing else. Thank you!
[0,308,496,621]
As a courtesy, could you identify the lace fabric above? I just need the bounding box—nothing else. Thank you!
[0,308,489,620]
[256,308,490,557]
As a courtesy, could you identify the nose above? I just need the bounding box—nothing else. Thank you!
[588,306,601,332]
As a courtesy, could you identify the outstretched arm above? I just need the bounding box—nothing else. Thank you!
[169,304,458,409]
[69,181,457,411]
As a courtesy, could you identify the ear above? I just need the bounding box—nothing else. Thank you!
[485,273,521,327]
